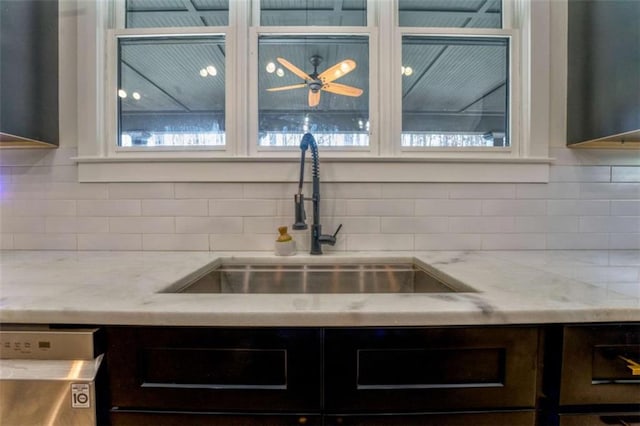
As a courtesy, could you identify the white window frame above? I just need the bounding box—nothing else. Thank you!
[74,0,552,183]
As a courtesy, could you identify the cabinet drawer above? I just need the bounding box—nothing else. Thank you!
[324,326,539,412]
[110,410,322,426]
[106,327,321,412]
[559,412,640,426]
[325,410,536,425]
[560,324,640,406]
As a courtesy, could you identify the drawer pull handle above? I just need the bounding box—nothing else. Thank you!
[618,356,640,376]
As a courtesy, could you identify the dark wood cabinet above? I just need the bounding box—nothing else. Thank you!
[566,0,640,148]
[324,327,540,413]
[105,325,542,424]
[105,327,322,416]
[0,0,59,148]
[324,411,536,426]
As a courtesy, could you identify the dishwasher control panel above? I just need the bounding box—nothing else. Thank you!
[0,327,100,360]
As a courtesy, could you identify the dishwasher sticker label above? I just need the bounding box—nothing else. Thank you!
[71,383,91,408]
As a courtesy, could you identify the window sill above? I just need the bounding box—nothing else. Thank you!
[74,156,552,183]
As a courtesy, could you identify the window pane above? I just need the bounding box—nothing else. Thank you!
[261,0,366,26]
[258,35,369,147]
[401,36,509,148]
[118,36,225,147]
[399,0,502,28]
[126,0,229,28]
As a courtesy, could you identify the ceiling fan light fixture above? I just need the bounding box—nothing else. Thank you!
[199,68,208,77]
[118,89,127,98]
[276,68,285,77]
[266,62,276,73]
[206,65,217,76]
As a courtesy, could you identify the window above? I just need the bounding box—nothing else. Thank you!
[111,0,229,150]
[117,35,226,148]
[257,34,370,148]
[401,36,510,148]
[76,0,551,182]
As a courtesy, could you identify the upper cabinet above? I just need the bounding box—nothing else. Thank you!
[567,0,640,148]
[0,0,59,148]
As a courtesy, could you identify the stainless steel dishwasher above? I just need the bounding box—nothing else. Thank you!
[0,326,105,425]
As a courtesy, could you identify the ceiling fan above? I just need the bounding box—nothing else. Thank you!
[267,55,363,107]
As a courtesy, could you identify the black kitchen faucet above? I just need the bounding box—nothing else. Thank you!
[293,133,342,255]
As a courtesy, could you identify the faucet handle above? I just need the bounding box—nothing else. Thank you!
[318,224,343,246]
[332,224,343,239]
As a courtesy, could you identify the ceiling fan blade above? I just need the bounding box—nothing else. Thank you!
[308,90,320,107]
[277,57,313,81]
[267,83,307,92]
[322,82,363,97]
[318,59,357,83]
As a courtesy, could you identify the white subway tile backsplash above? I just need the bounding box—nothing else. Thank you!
[415,199,481,216]
[381,183,448,199]
[2,183,46,199]
[579,216,640,233]
[143,234,209,251]
[609,234,640,249]
[0,146,638,252]
[612,200,640,216]
[550,166,611,182]
[175,183,243,199]
[78,200,140,217]
[450,216,515,233]
[143,199,207,216]
[325,183,382,199]
[449,184,515,199]
[11,199,77,217]
[580,183,640,199]
[321,217,381,234]
[14,233,77,250]
[45,183,108,200]
[0,233,13,249]
[382,217,449,234]
[77,233,141,250]
[482,200,546,216]
[243,183,297,199]
[547,200,610,216]
[209,234,276,251]
[11,166,77,183]
[176,217,243,234]
[515,216,579,233]
[516,183,580,199]
[109,217,175,234]
[109,183,174,199]
[46,217,109,233]
[415,234,482,250]
[347,234,414,251]
[612,166,640,182]
[210,199,277,217]
[347,199,414,216]
[1,216,46,233]
[547,233,609,249]
[481,234,546,250]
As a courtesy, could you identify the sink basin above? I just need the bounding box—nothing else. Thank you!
[162,262,475,294]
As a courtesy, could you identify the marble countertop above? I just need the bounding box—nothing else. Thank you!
[0,250,638,326]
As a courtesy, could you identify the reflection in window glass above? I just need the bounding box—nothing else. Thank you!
[118,36,225,147]
[399,0,501,28]
[125,0,229,28]
[402,36,509,148]
[258,35,369,147]
[260,0,366,26]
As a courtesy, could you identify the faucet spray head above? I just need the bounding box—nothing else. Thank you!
[292,194,308,230]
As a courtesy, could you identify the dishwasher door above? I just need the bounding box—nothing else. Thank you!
[0,327,105,426]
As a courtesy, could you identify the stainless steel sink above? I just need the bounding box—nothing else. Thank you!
[162,263,475,294]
